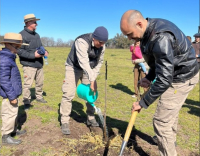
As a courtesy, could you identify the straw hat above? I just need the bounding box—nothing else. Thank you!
[24,14,40,23]
[0,33,23,45]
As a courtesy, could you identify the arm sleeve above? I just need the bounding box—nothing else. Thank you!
[0,63,17,100]
[134,58,145,63]
[139,34,174,108]
[92,45,105,80]
[76,38,96,82]
[130,45,134,52]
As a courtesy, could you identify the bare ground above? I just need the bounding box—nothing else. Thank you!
[5,111,199,156]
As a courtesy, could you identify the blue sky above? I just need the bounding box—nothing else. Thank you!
[0,0,199,42]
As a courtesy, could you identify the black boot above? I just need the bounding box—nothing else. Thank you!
[2,134,22,145]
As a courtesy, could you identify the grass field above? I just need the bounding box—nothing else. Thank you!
[0,47,199,155]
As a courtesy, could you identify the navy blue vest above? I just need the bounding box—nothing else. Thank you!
[66,33,103,69]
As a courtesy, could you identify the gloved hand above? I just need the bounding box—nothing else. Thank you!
[36,46,46,55]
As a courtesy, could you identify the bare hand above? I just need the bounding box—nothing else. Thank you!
[131,101,142,113]
[44,51,49,56]
[10,99,17,105]
[35,51,42,58]
[90,80,97,95]
[139,78,151,88]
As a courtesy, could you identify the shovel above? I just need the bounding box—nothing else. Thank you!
[119,79,156,156]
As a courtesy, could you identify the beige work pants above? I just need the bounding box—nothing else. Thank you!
[22,66,44,102]
[153,72,199,156]
[60,66,95,124]
[1,99,18,136]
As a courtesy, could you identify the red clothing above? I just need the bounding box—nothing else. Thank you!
[130,45,143,60]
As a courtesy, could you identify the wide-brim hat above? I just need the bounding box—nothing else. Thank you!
[0,33,29,46]
[24,14,40,23]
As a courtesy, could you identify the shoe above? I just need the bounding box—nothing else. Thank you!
[61,123,70,135]
[87,119,99,127]
[23,98,30,105]
[24,104,31,110]
[36,98,47,103]
[2,134,22,145]
[11,129,26,137]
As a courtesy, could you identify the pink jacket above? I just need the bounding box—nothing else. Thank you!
[130,45,143,60]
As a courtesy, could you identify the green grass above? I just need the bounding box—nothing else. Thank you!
[0,47,199,154]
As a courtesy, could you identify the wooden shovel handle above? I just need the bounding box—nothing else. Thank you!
[124,111,138,142]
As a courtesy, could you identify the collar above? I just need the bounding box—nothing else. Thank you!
[140,18,154,42]
[24,26,36,34]
[1,48,16,58]
[92,40,94,47]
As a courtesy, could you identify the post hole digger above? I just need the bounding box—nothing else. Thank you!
[119,80,155,156]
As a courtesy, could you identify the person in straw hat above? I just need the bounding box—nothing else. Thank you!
[0,33,27,145]
[18,14,49,110]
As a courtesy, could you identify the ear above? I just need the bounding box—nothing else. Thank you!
[136,22,142,28]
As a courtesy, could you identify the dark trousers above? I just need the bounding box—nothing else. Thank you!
[134,64,147,96]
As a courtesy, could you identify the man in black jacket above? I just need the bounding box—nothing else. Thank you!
[120,10,199,156]
[18,14,48,110]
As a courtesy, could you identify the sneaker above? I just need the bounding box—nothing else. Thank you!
[11,129,26,137]
[61,123,70,135]
[2,134,22,145]
[23,98,30,105]
[86,119,99,127]
[36,98,47,103]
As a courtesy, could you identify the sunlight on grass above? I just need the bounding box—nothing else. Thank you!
[0,47,199,155]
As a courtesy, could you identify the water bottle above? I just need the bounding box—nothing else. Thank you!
[44,56,48,65]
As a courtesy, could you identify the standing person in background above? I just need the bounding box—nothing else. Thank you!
[120,10,199,156]
[0,33,26,145]
[186,36,192,42]
[192,31,200,69]
[60,26,108,135]
[130,41,148,98]
[18,14,49,110]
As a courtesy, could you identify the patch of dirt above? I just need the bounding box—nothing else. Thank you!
[3,115,199,156]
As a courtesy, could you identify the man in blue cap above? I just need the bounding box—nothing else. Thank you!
[60,26,108,135]
[192,28,200,69]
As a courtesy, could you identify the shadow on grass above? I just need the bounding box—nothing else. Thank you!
[57,100,156,156]
[57,101,87,126]
[182,99,200,117]
[17,105,28,130]
[109,83,134,95]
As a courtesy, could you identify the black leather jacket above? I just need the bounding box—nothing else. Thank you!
[139,18,199,109]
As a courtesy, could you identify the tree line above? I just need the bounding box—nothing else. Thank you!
[0,33,133,49]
